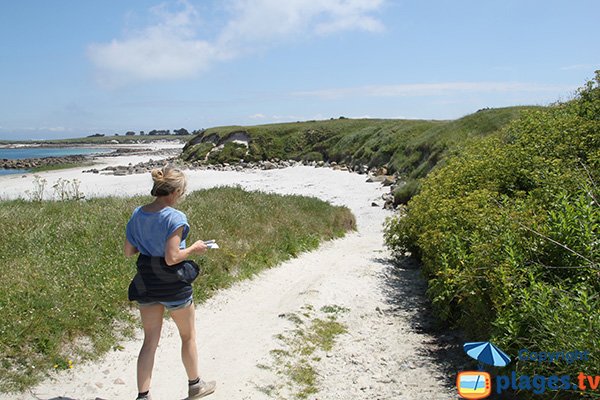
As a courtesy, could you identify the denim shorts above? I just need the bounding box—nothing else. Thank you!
[138,295,193,311]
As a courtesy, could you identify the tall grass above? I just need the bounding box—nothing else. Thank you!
[0,186,355,392]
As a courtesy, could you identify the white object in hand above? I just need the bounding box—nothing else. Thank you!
[204,240,220,249]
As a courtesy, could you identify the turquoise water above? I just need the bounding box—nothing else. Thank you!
[0,147,112,176]
[0,169,29,176]
[0,147,111,160]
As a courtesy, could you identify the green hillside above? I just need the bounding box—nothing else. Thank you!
[182,106,540,203]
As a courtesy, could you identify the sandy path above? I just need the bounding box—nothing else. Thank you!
[0,153,456,400]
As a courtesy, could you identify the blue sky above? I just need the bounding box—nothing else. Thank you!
[0,0,598,140]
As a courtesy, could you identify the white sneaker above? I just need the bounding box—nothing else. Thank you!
[188,379,216,399]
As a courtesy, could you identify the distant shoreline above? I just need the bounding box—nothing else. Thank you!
[0,138,185,149]
[0,142,183,174]
[0,134,189,148]
[0,143,117,150]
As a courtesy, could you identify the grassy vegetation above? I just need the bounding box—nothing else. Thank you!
[384,73,599,397]
[0,187,355,392]
[30,161,94,173]
[183,107,539,203]
[260,304,349,399]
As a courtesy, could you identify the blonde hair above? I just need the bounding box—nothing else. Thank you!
[150,165,187,197]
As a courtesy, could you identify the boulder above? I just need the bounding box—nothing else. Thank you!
[366,175,386,183]
[382,176,396,186]
[382,193,394,202]
[263,161,277,170]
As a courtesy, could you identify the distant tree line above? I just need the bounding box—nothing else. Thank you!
[88,128,205,138]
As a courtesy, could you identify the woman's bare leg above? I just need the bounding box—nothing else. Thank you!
[137,304,165,393]
[170,302,199,380]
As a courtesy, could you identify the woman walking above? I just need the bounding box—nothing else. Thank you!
[124,165,216,400]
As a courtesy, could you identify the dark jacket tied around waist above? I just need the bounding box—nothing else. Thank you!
[128,254,200,302]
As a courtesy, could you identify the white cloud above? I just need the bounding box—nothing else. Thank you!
[293,82,578,99]
[217,0,384,51]
[19,126,69,132]
[46,126,67,132]
[88,0,385,86]
[247,113,318,123]
[88,0,221,86]
[249,113,267,119]
[271,114,306,121]
[560,64,596,71]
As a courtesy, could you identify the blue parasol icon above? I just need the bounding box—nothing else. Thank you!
[463,342,511,367]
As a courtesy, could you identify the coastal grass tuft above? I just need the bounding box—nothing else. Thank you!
[260,304,349,399]
[0,186,355,392]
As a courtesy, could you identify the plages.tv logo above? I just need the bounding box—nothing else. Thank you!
[456,342,511,399]
[456,371,492,399]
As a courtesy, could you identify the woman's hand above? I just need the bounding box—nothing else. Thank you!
[188,239,208,255]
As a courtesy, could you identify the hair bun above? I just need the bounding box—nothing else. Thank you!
[151,168,164,182]
[150,164,187,197]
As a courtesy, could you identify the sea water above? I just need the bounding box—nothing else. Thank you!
[0,168,30,176]
[0,147,112,176]
[0,147,111,160]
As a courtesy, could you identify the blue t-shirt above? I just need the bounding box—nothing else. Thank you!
[126,206,190,257]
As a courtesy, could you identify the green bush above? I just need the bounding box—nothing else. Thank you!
[181,142,214,162]
[384,72,600,388]
[207,142,248,164]
[392,179,421,205]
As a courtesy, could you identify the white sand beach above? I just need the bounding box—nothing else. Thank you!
[0,146,456,400]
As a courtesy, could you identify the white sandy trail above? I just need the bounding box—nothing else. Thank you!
[0,153,454,400]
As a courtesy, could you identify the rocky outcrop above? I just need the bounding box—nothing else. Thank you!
[0,155,88,170]
[84,157,178,176]
[0,147,163,170]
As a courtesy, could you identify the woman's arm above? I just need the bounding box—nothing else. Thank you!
[164,226,208,266]
[124,239,139,257]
